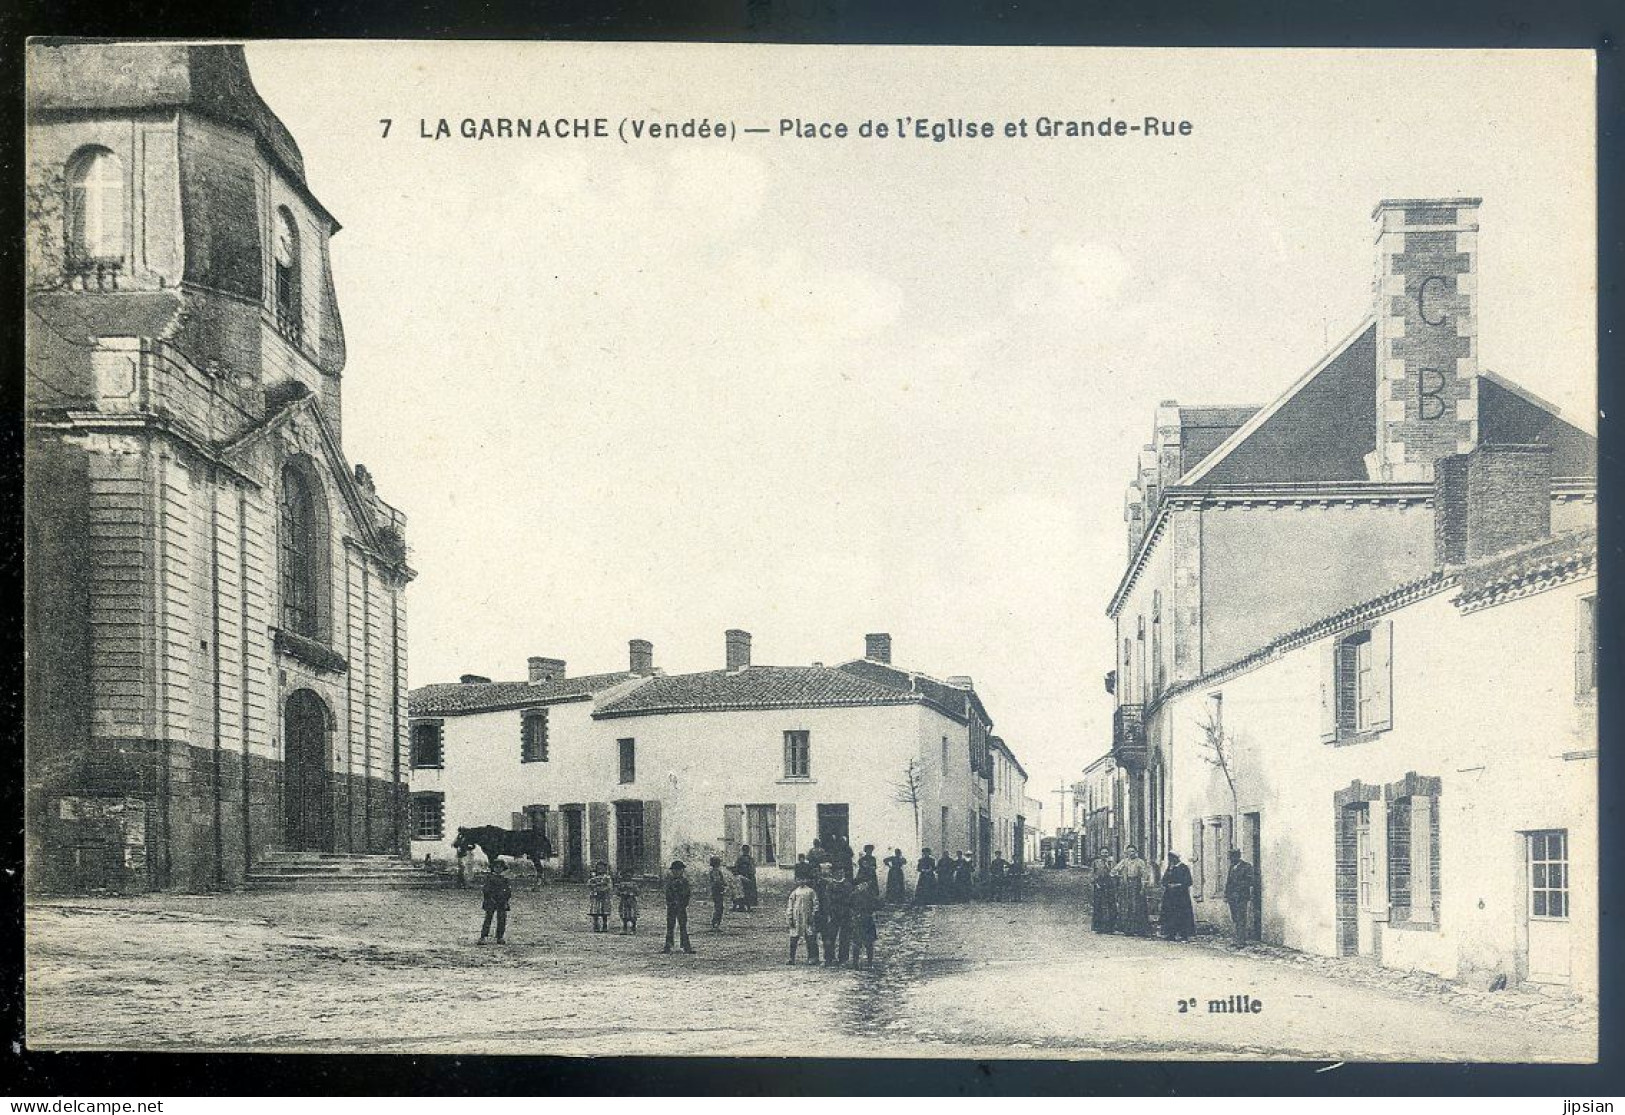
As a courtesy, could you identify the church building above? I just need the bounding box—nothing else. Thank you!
[25,42,412,892]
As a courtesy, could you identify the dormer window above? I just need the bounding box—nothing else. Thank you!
[274,207,303,345]
[65,146,125,287]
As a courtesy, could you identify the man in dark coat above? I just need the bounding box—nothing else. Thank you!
[989,851,1009,901]
[1225,849,1256,946]
[1161,852,1196,940]
[478,860,512,944]
[662,860,695,954]
[848,878,880,967]
[823,873,853,965]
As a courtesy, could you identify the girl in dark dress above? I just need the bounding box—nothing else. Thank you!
[915,849,937,905]
[883,848,908,903]
[1161,852,1196,940]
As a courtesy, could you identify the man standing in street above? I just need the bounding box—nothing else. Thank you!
[662,859,695,954]
[478,860,511,945]
[1225,848,1256,946]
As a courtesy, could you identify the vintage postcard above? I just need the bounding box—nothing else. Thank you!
[22,40,1597,1061]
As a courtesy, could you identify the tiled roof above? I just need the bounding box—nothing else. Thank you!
[834,658,986,725]
[593,665,919,719]
[1455,528,1597,611]
[410,671,633,717]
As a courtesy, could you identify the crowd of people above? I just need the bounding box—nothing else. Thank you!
[1087,844,1257,945]
[475,831,1258,956]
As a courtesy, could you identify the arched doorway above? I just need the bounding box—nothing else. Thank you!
[284,689,332,851]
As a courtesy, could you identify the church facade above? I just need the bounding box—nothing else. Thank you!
[25,42,412,893]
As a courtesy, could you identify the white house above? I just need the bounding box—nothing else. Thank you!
[408,632,1031,879]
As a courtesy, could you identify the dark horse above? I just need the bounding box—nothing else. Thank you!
[453,825,553,880]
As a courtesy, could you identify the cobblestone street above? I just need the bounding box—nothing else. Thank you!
[26,870,1595,1061]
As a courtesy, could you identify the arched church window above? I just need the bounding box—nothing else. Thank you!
[65,147,125,284]
[279,461,326,639]
[274,207,303,344]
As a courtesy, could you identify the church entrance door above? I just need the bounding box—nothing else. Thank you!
[284,689,332,851]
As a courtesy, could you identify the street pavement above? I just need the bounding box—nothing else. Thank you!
[25,868,1594,1061]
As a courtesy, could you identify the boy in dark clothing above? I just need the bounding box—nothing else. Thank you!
[479,861,512,944]
[662,860,695,954]
[848,879,879,967]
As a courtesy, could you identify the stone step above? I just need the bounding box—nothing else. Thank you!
[244,851,451,891]
[244,875,449,891]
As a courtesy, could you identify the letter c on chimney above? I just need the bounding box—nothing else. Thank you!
[1417,274,1449,327]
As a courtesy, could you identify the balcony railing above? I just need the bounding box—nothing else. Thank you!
[1113,704,1147,770]
[64,256,123,291]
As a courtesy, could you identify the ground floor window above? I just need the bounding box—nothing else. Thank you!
[1528,830,1568,919]
[940,805,950,854]
[521,804,548,831]
[747,804,778,864]
[411,793,444,840]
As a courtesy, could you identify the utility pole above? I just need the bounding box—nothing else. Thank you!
[1051,782,1072,865]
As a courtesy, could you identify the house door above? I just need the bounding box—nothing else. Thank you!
[615,801,646,877]
[1243,811,1263,940]
[1525,830,1571,984]
[283,690,331,852]
[562,806,585,879]
[817,803,849,845]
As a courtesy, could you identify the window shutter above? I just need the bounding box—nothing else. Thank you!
[1196,822,1209,897]
[1576,596,1596,696]
[1367,621,1393,732]
[724,804,743,861]
[644,800,662,874]
[778,802,797,865]
[510,811,523,831]
[1411,795,1435,924]
[1218,814,1234,895]
[1318,641,1338,742]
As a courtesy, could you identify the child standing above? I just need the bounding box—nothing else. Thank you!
[708,856,728,929]
[478,860,511,945]
[616,875,640,934]
[786,877,818,964]
[587,861,614,933]
[848,878,880,967]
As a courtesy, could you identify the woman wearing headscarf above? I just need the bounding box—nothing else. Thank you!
[1160,852,1196,941]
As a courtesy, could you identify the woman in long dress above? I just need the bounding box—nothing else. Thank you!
[1160,852,1196,940]
[733,846,759,910]
[1090,852,1118,933]
[1113,845,1153,936]
[883,848,908,903]
[914,848,938,905]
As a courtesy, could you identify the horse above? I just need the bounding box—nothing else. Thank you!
[453,825,553,882]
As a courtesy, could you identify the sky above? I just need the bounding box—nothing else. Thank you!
[245,43,1595,821]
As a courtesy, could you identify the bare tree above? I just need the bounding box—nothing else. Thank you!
[1197,704,1240,823]
[890,757,924,850]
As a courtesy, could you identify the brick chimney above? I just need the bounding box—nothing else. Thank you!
[725,629,752,671]
[1433,443,1552,564]
[527,657,566,683]
[459,673,491,685]
[1368,197,1482,482]
[629,639,654,675]
[946,675,974,690]
[865,632,892,664]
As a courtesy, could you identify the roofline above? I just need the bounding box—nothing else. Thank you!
[408,691,595,719]
[1177,315,1377,489]
[592,695,924,721]
[1479,368,1595,436]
